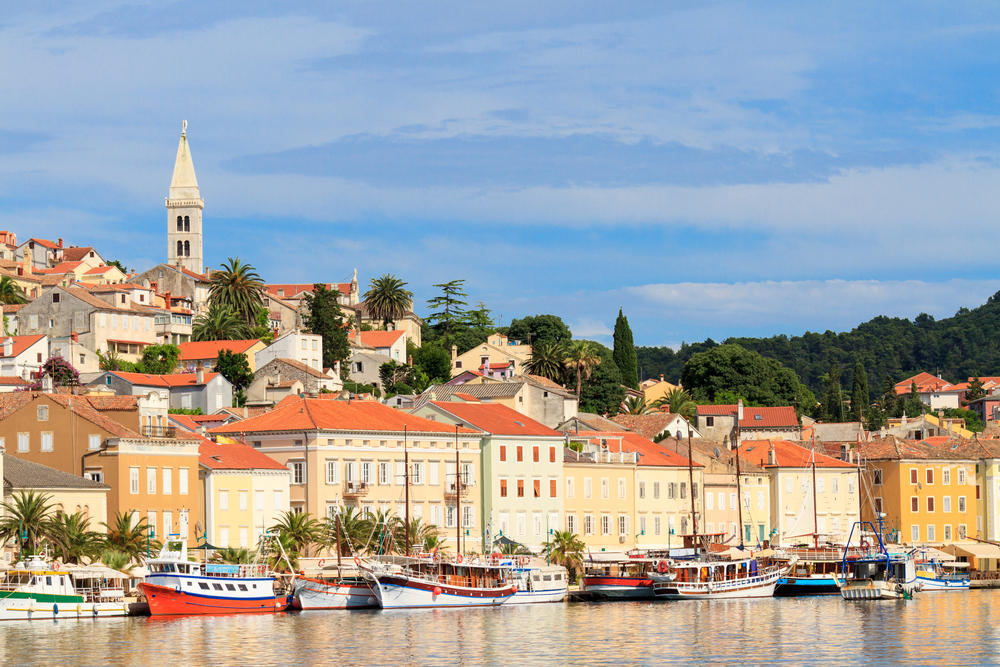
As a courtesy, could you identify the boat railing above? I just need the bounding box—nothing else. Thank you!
[785,548,857,562]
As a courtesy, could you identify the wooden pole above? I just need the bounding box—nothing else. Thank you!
[735,401,744,549]
[811,437,819,549]
[335,512,343,574]
[687,429,698,551]
[455,425,461,558]
[404,425,410,555]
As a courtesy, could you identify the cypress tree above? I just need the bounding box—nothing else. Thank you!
[851,360,869,422]
[823,363,845,422]
[612,308,639,389]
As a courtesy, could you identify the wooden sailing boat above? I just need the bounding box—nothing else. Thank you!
[292,512,378,610]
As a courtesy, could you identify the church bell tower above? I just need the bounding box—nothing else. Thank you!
[166,120,204,274]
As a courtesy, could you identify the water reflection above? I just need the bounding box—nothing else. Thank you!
[3,592,1000,666]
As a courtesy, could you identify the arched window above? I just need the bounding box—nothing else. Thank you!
[184,240,190,256]
[184,215,190,232]
[176,240,183,257]
[176,216,183,231]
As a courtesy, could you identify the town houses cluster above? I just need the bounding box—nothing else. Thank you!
[2,125,1000,568]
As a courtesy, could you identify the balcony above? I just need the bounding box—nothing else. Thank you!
[444,482,470,498]
[343,481,369,497]
[141,425,177,438]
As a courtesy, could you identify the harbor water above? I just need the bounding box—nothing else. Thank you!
[3,590,998,665]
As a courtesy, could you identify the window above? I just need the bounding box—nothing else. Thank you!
[706,493,714,510]
[816,478,824,494]
[926,469,934,485]
[363,461,375,485]
[944,525,952,541]
[653,482,660,499]
[147,511,156,539]
[162,468,172,495]
[680,482,687,499]
[584,515,594,535]
[911,496,919,512]
[84,470,103,483]
[959,524,967,539]
[516,446,523,462]
[219,491,229,511]
[618,515,629,536]
[927,497,935,512]
[831,478,838,494]
[584,478,592,499]
[601,478,609,499]
[88,434,101,450]
[549,447,556,463]
[273,490,284,510]
[566,514,576,534]
[566,478,574,498]
[129,467,139,494]
[874,497,884,513]
[958,468,967,485]
[147,468,156,494]
[639,481,646,499]
[516,512,526,536]
[517,479,525,497]
[179,469,189,495]
[729,492,737,509]
[654,516,662,535]
[239,491,248,511]
[462,506,473,528]
[52,292,60,303]
[533,446,539,463]
[326,460,339,485]
[943,468,951,485]
[499,446,506,462]
[910,468,918,484]
[500,479,508,497]
[927,524,936,542]
[40,432,53,452]
[412,462,424,485]
[668,483,676,500]
[705,416,714,427]
[959,496,967,513]
[943,496,952,512]
[533,479,541,498]
[378,462,390,485]
[37,405,48,421]
[550,479,557,497]
[289,461,305,485]
[601,515,611,535]
[757,491,765,510]
[177,216,183,231]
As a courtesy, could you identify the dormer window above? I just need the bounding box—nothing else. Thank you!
[754,414,763,421]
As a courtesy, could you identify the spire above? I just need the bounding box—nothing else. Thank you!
[169,120,200,200]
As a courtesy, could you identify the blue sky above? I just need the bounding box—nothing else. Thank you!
[2,2,1000,348]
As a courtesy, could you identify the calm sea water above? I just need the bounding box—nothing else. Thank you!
[3,591,998,666]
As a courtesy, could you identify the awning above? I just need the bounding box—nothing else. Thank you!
[943,543,1000,559]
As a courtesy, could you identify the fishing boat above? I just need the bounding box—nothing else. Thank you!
[292,567,377,610]
[914,557,970,592]
[359,556,516,609]
[581,557,672,600]
[0,555,129,620]
[652,552,791,599]
[835,521,918,600]
[139,536,291,615]
[499,557,568,604]
[773,547,855,596]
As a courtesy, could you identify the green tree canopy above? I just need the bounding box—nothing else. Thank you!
[612,308,638,389]
[821,363,846,422]
[303,284,350,368]
[851,360,870,422]
[193,302,252,341]
[209,257,266,326]
[506,314,572,346]
[216,349,253,403]
[137,344,180,374]
[426,280,468,346]
[575,341,625,415]
[363,274,413,329]
[413,344,452,383]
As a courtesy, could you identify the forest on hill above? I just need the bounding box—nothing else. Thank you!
[636,290,1000,397]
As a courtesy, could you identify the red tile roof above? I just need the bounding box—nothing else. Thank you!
[178,339,261,361]
[210,396,477,435]
[356,330,405,348]
[893,372,957,395]
[573,431,699,468]
[168,413,200,433]
[696,404,799,428]
[0,376,30,386]
[84,265,115,275]
[452,392,480,402]
[110,371,219,387]
[28,238,59,249]
[61,247,98,262]
[35,261,83,275]
[429,401,563,437]
[739,439,855,468]
[481,361,513,370]
[199,440,287,470]
[47,395,140,438]
[0,334,46,358]
[266,283,351,298]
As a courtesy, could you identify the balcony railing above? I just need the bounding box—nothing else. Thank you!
[141,425,177,438]
[444,482,470,498]
[343,481,369,497]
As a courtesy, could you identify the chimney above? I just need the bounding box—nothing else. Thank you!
[767,443,776,466]
[70,331,78,343]
[451,344,458,362]
[660,374,664,382]
[57,238,63,248]
[355,330,362,344]
[195,362,204,385]
[2,338,12,356]
[165,291,171,309]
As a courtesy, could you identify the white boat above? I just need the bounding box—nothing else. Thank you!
[915,559,969,592]
[292,568,378,609]
[360,556,516,609]
[502,560,568,604]
[0,555,129,620]
[652,554,791,600]
[836,522,919,600]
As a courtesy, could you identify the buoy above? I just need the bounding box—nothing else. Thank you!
[53,562,60,570]
[456,554,464,564]
[318,559,326,568]
[433,586,442,597]
[657,560,669,574]
[53,603,59,615]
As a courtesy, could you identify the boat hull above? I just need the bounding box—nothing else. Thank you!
[916,576,970,592]
[370,574,515,609]
[139,582,289,615]
[774,576,840,596]
[653,569,784,600]
[0,597,128,621]
[506,587,568,604]
[581,577,654,601]
[293,577,378,609]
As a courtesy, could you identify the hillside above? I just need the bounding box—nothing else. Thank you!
[636,290,1000,396]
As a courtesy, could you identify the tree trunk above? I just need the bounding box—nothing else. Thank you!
[576,366,582,397]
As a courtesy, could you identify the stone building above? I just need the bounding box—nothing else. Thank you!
[166,121,205,275]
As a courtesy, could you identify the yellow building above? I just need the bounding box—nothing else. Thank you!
[639,375,680,405]
[1,451,110,532]
[859,437,977,545]
[562,444,637,553]
[210,397,484,554]
[198,440,291,550]
[740,440,859,547]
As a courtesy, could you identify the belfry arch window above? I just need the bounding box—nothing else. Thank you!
[176,216,183,231]
[176,240,183,257]
[184,240,190,257]
[184,215,190,232]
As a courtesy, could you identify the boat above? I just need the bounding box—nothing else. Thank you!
[359,556,516,609]
[0,555,129,620]
[773,547,855,596]
[914,556,970,592]
[500,557,568,604]
[581,557,672,600]
[139,536,291,615]
[292,566,378,610]
[835,521,919,600]
[652,552,791,599]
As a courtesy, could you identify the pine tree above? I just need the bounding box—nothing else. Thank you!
[850,360,869,422]
[303,284,350,368]
[823,363,845,422]
[612,308,638,389]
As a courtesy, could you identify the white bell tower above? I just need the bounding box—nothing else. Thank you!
[166,121,204,274]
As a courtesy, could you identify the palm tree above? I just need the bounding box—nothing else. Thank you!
[102,510,157,564]
[394,517,440,554]
[621,395,654,415]
[213,547,254,564]
[362,274,412,330]
[46,512,102,564]
[526,341,565,380]
[660,388,697,420]
[0,275,27,305]
[99,549,131,571]
[546,531,586,581]
[0,490,55,556]
[208,257,265,326]
[266,533,300,572]
[563,340,602,398]
[497,540,531,556]
[192,302,252,341]
[271,511,324,558]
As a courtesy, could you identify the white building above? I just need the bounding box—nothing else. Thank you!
[255,330,324,371]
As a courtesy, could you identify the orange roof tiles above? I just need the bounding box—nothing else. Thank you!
[429,401,562,437]
[111,371,219,387]
[739,439,855,468]
[266,283,351,298]
[84,265,115,275]
[178,339,261,361]
[0,334,46,358]
[356,330,406,348]
[893,372,958,395]
[696,404,799,428]
[573,431,699,467]
[210,396,477,435]
[200,440,287,470]
[0,376,30,386]
[28,238,59,249]
[61,247,98,262]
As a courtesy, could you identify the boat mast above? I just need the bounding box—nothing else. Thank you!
[811,435,819,549]
[687,429,698,551]
[335,511,343,574]
[735,400,744,549]
[404,424,410,555]
[455,424,461,558]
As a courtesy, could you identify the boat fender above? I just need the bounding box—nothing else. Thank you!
[53,603,59,614]
[456,554,464,564]
[318,559,326,568]
[433,586,442,597]
[175,585,182,593]
[657,560,669,574]
[93,604,99,616]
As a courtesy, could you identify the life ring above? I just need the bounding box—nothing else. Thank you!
[456,553,464,563]
[860,538,870,551]
[317,559,326,568]
[354,556,361,567]
[52,562,60,571]
[657,560,669,574]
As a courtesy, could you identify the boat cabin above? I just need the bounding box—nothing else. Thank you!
[672,558,758,584]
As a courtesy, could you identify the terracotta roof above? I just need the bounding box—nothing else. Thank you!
[179,267,209,281]
[84,265,115,275]
[4,455,109,490]
[264,357,329,379]
[76,395,139,411]
[168,413,201,433]
[452,392,480,402]
[178,339,261,361]
[525,374,564,390]
[696,404,799,429]
[265,283,351,298]
[0,392,34,419]
[481,361,513,370]
[429,401,563,437]
[0,334,46,358]
[27,238,59,249]
[35,261,83,275]
[739,439,855,468]
[2,304,26,313]
[46,394,139,438]
[61,247,98,262]
[210,396,478,435]
[610,413,684,440]
[858,436,975,461]
[571,431,698,468]
[0,376,30,386]
[894,372,957,395]
[110,371,219,387]
[199,440,287,470]
[356,330,406,348]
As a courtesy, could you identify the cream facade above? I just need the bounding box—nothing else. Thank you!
[201,468,291,550]
[563,444,638,553]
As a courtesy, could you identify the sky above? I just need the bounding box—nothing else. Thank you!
[2,2,999,348]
